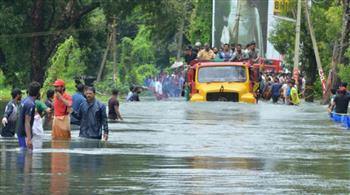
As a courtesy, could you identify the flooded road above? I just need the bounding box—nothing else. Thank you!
[1,100,350,194]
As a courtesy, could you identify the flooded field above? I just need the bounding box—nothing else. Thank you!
[1,100,350,194]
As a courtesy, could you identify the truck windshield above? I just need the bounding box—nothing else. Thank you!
[198,66,246,83]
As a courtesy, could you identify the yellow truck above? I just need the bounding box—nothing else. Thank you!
[187,61,257,103]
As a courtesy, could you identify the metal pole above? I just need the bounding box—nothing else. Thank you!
[112,16,117,82]
[212,0,215,47]
[293,0,302,84]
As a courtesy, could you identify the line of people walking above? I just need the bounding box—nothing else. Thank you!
[258,73,303,105]
[1,79,123,150]
[144,71,185,100]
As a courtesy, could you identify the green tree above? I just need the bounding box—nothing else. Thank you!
[187,0,212,44]
[269,0,343,99]
[0,0,99,85]
[43,36,86,93]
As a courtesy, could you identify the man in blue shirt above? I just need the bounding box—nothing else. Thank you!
[271,78,282,103]
[71,83,86,125]
[17,82,41,149]
[219,44,233,61]
[72,87,108,140]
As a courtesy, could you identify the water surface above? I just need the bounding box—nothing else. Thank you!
[1,100,350,194]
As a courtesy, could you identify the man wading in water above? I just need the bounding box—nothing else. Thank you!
[52,79,72,140]
[17,82,41,149]
[108,89,123,121]
[1,88,22,137]
[72,87,108,141]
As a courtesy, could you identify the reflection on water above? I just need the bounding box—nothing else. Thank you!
[1,100,350,194]
[50,141,70,194]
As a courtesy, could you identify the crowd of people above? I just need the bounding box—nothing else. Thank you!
[183,41,305,105]
[143,71,185,100]
[1,79,123,150]
[184,41,260,64]
[255,73,304,105]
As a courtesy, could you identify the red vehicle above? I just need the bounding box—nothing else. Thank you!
[252,58,283,73]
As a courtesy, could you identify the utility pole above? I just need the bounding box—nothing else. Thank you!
[176,19,184,61]
[303,0,326,95]
[112,16,117,82]
[96,34,112,82]
[293,0,302,85]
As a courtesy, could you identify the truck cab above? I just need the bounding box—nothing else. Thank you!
[187,61,257,103]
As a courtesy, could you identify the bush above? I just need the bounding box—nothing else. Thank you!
[135,64,159,82]
[338,64,350,84]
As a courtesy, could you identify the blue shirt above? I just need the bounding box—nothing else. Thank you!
[271,83,282,96]
[287,87,291,97]
[17,96,35,137]
[71,92,86,125]
[72,100,108,139]
[72,92,86,111]
[219,51,233,61]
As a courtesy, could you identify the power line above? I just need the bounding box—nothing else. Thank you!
[0,26,107,38]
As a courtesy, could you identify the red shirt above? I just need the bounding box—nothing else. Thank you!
[54,92,72,116]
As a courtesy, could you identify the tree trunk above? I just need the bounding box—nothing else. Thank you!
[338,0,350,64]
[31,0,46,84]
[176,19,184,61]
[305,49,317,102]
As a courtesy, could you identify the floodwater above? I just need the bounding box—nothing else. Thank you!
[1,99,350,194]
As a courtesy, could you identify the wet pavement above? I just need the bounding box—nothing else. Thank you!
[1,99,350,194]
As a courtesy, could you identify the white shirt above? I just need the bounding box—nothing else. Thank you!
[126,91,133,101]
[155,81,163,95]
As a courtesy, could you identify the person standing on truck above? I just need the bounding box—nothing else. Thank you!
[197,43,215,61]
[248,42,260,62]
[184,46,197,64]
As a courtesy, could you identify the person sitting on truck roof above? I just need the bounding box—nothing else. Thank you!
[248,41,260,62]
[197,43,215,61]
[184,46,197,65]
[231,44,248,62]
[193,42,202,56]
[219,44,233,61]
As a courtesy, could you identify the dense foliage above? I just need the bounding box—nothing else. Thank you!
[269,0,349,99]
[0,0,348,98]
[0,0,212,95]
